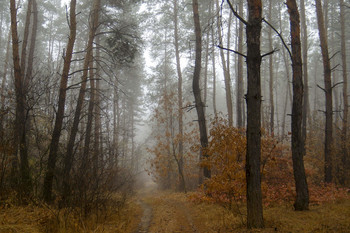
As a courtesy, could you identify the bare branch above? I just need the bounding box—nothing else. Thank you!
[329,51,340,61]
[226,0,248,26]
[217,45,247,58]
[331,64,340,72]
[262,18,292,60]
[317,84,326,92]
[332,81,343,89]
[261,49,279,58]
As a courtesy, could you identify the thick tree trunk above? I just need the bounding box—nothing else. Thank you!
[192,0,210,181]
[174,0,186,192]
[10,0,31,196]
[236,0,244,128]
[286,0,309,211]
[315,0,333,183]
[245,0,264,228]
[340,0,348,185]
[61,0,101,202]
[216,0,233,126]
[43,0,77,203]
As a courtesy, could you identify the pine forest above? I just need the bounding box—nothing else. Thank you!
[0,0,350,232]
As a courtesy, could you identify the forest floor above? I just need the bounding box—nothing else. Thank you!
[134,189,350,233]
[1,189,350,232]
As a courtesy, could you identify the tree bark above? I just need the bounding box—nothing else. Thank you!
[286,0,309,211]
[315,0,333,183]
[174,0,186,192]
[62,0,101,201]
[340,0,348,185]
[245,0,264,228]
[192,0,210,181]
[10,0,31,196]
[43,0,77,203]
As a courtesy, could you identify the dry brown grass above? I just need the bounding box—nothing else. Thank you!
[189,194,350,232]
[0,194,142,233]
[1,191,350,233]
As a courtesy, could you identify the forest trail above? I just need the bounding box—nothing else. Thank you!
[134,190,202,233]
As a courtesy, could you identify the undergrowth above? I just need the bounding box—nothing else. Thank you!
[0,192,141,233]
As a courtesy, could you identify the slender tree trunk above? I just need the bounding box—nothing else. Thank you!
[61,0,100,201]
[10,0,31,197]
[20,0,33,78]
[236,0,244,128]
[94,35,101,176]
[113,87,119,167]
[340,0,348,185]
[192,0,210,181]
[268,0,274,134]
[300,0,310,147]
[245,0,264,228]
[24,0,38,88]
[43,0,77,203]
[174,0,186,192]
[81,59,95,177]
[315,0,333,183]
[203,32,209,115]
[216,0,233,126]
[287,0,309,211]
[211,6,217,117]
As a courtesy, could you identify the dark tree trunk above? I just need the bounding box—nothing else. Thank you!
[43,0,77,203]
[192,0,210,181]
[61,0,101,201]
[10,0,31,196]
[286,0,309,211]
[340,0,348,185]
[268,0,274,134]
[245,0,264,228]
[315,0,333,183]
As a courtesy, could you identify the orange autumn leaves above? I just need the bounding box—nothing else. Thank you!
[201,117,291,206]
[197,117,349,206]
[148,111,349,205]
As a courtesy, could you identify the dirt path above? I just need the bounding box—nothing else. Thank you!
[135,191,202,233]
[135,200,152,233]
